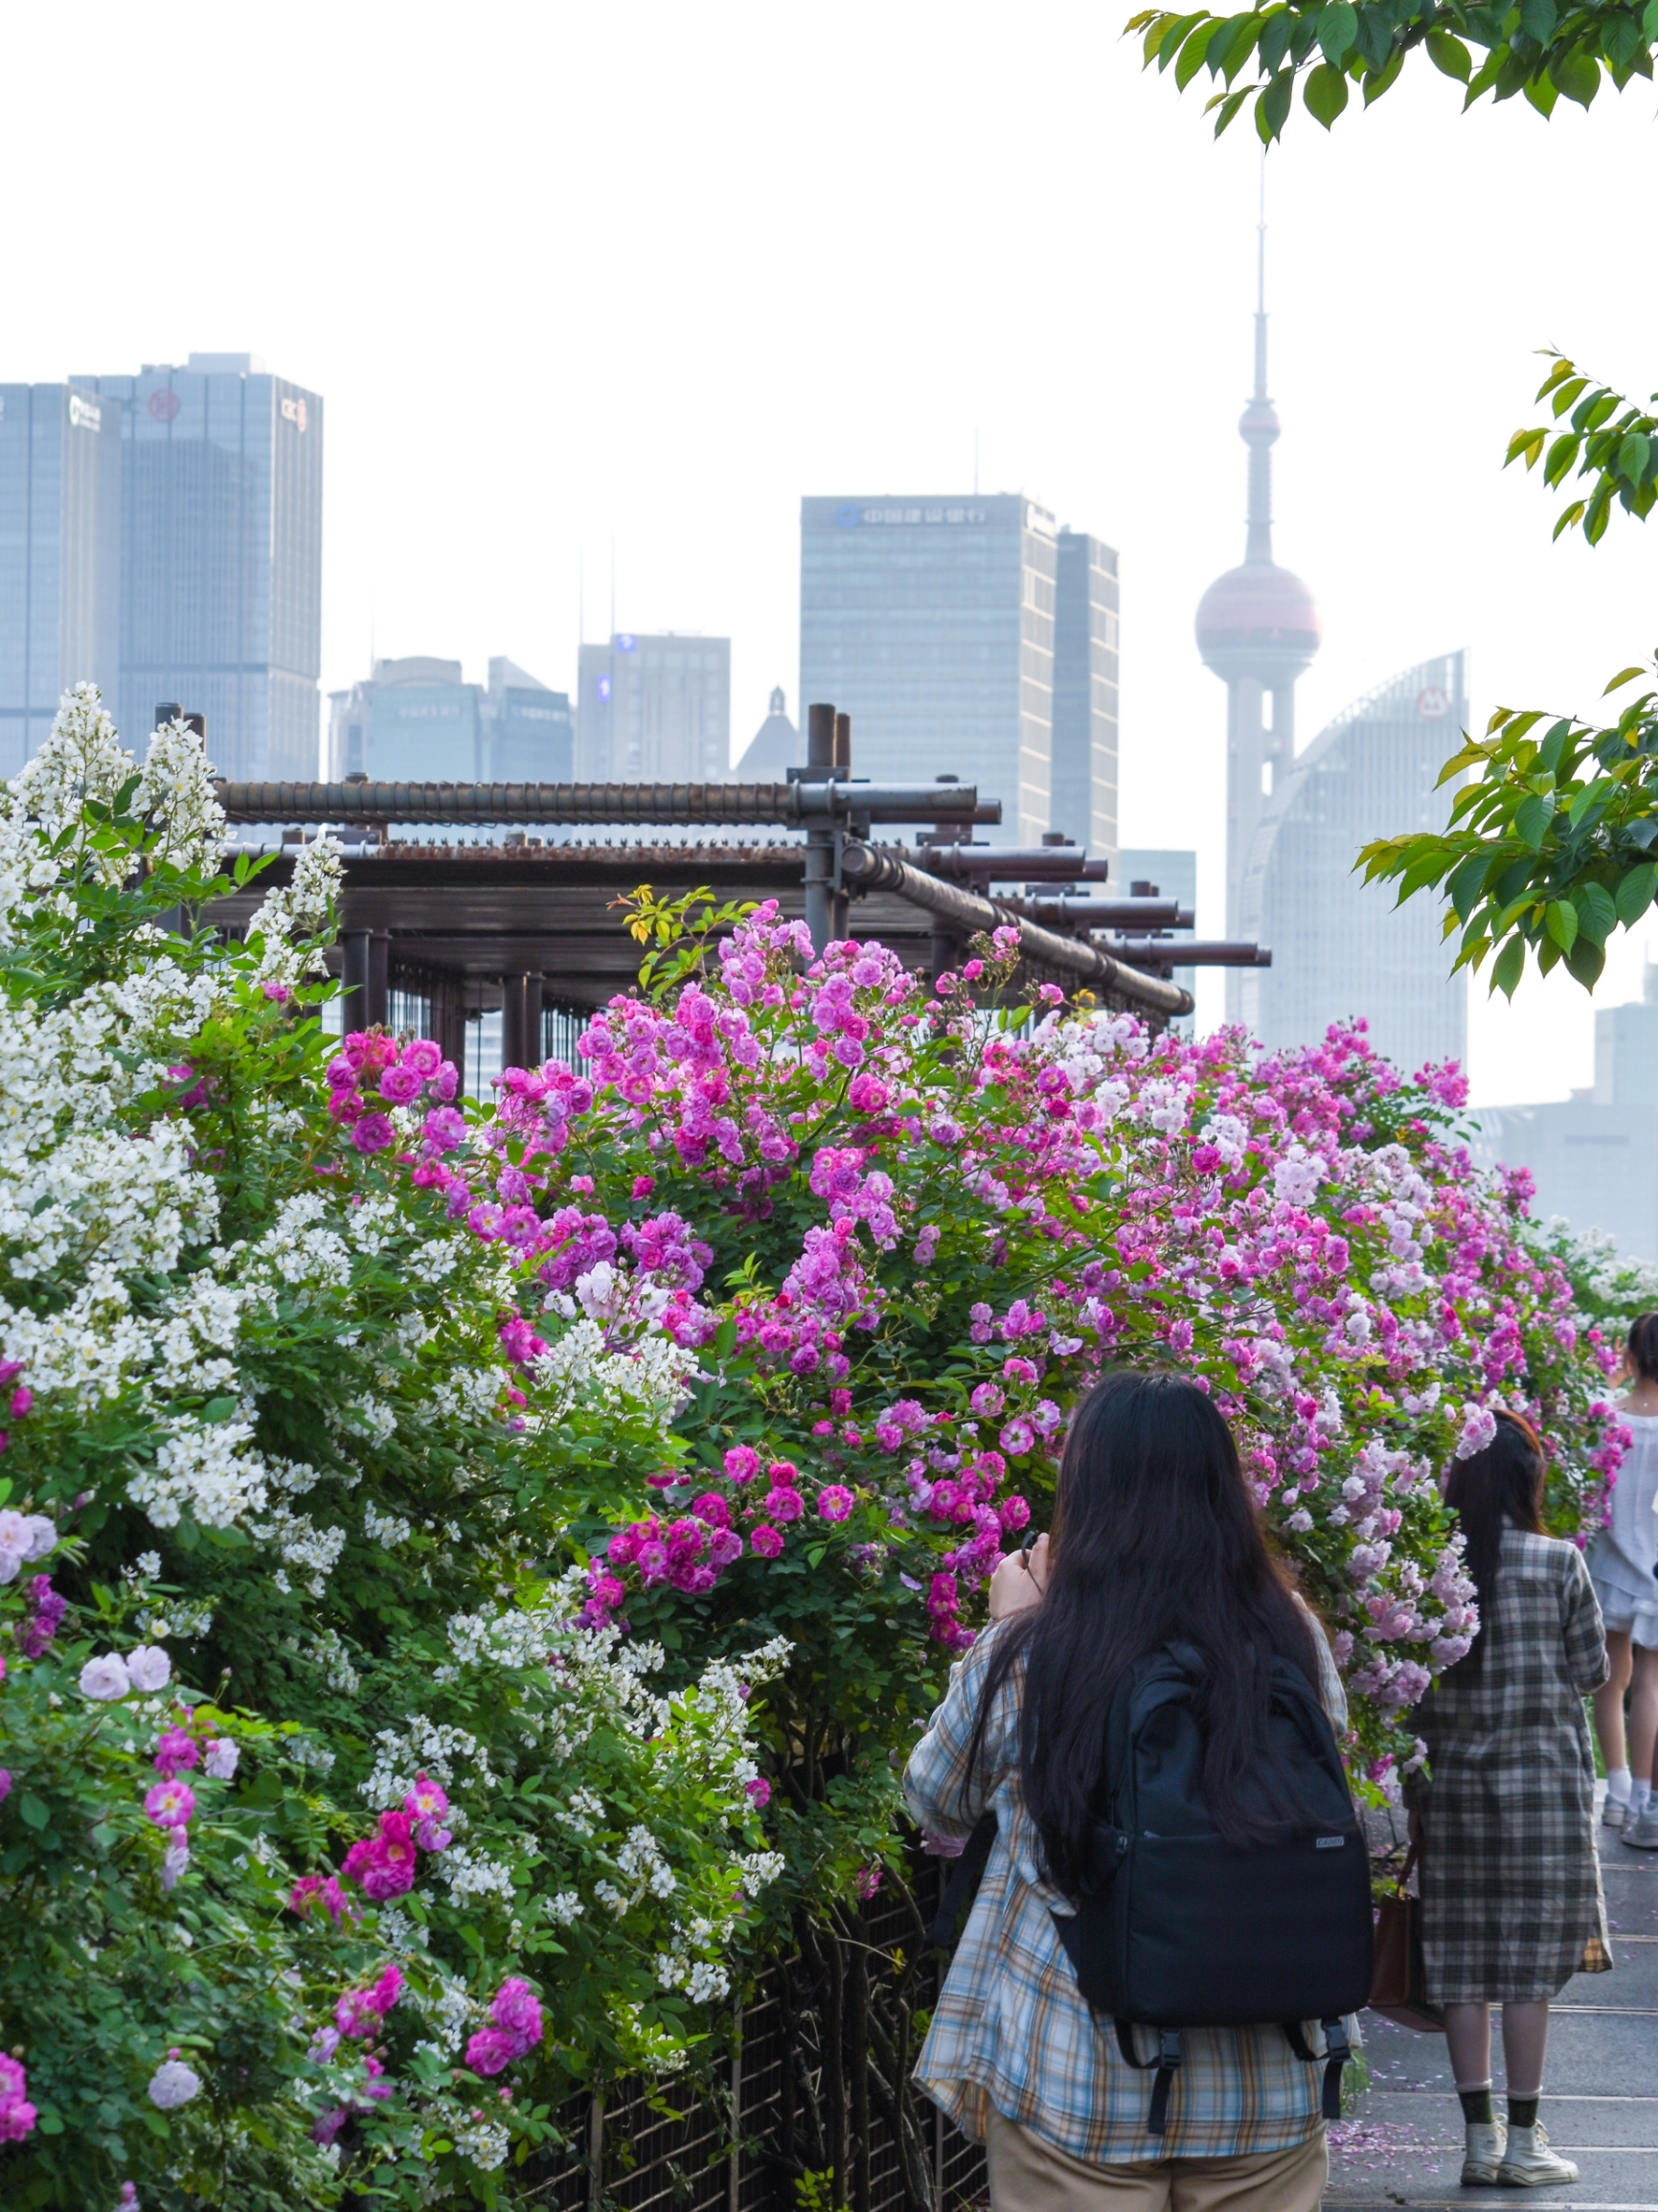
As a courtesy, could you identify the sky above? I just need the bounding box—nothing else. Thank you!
[5,0,1656,1104]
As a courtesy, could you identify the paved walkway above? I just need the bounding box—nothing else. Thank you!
[1328,1795,1658,2209]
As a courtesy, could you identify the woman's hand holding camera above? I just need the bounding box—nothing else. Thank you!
[988,1533,1050,1620]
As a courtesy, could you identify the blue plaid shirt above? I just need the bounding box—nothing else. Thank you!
[903,1612,1352,2163]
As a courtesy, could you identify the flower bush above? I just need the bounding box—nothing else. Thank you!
[0,689,1628,2205]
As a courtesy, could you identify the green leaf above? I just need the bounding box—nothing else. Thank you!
[18,1793,50,1831]
[1447,851,1491,923]
[1518,0,1557,44]
[1604,666,1647,695]
[1618,430,1652,486]
[201,1394,238,1425]
[1425,27,1472,77]
[1256,67,1294,136]
[1514,790,1556,849]
[1575,879,1618,944]
[1615,861,1658,924]
[1362,43,1406,100]
[1567,932,1607,988]
[1175,18,1223,85]
[1523,71,1561,114]
[1550,47,1601,105]
[1316,0,1358,60]
[1303,59,1351,121]
[1545,898,1579,952]
[1490,935,1526,998]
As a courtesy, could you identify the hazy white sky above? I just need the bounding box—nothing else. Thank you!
[8,1,1656,1102]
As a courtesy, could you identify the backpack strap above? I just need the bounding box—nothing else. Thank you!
[924,1811,998,1953]
[1112,2018,1183,2137]
[1281,2018,1351,2121]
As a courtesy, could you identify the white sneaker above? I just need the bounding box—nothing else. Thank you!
[1602,1794,1629,1829]
[1622,1805,1658,1850]
[1461,2117,1507,2184]
[1496,2121,1579,2186]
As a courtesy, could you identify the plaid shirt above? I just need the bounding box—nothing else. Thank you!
[903,1611,1351,2163]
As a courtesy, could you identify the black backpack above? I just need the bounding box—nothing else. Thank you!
[1052,1640,1374,2135]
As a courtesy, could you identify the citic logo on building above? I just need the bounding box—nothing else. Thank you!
[68,393,102,434]
[281,396,308,432]
[147,389,181,422]
[1416,686,1449,719]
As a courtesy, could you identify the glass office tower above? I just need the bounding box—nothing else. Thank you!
[575,633,730,781]
[800,494,1090,844]
[0,383,122,774]
[75,354,323,779]
[1052,528,1120,863]
[1238,650,1468,1072]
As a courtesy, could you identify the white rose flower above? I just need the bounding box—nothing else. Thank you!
[79,1653,131,1700]
[125,1645,171,1692]
[147,2057,201,2109]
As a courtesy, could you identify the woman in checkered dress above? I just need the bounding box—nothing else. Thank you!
[1412,1410,1609,2187]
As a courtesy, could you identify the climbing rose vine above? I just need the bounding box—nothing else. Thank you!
[0,691,1627,2207]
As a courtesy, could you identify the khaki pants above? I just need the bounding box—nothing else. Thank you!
[985,2109,1328,2212]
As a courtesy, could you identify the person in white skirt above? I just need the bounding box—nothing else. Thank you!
[1590,1312,1658,1848]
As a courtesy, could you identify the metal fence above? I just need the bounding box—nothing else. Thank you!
[522,1865,988,2212]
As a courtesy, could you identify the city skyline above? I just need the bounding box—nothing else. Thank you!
[2,3,1656,1111]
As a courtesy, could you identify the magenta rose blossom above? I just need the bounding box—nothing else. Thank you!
[764,1487,804,1524]
[749,1523,784,1558]
[816,1485,855,1521]
[352,1113,396,1152]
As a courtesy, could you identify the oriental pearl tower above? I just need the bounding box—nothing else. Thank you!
[1195,183,1320,1019]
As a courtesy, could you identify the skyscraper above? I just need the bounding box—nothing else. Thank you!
[1195,209,1320,1017]
[801,494,1106,846]
[0,383,122,773]
[575,633,730,781]
[74,354,323,779]
[1051,530,1120,862]
[1238,653,1469,1072]
[327,656,571,782]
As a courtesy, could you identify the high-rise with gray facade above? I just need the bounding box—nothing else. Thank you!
[1051,530,1119,858]
[576,632,729,781]
[0,384,122,774]
[73,353,323,780]
[800,494,1116,849]
[1238,653,1469,1072]
[328,655,571,783]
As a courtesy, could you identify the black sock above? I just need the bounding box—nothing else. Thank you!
[1508,2094,1539,2130]
[1459,2086,1494,2124]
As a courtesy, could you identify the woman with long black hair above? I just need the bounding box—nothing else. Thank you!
[904,1370,1351,2212]
[1412,1410,1609,2187]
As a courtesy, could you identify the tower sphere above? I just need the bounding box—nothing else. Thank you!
[1194,561,1321,686]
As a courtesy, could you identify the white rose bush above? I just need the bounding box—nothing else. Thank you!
[0,689,1629,2207]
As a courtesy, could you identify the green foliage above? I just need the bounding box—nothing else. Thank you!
[1356,663,1658,993]
[1125,0,1658,141]
[1507,353,1658,545]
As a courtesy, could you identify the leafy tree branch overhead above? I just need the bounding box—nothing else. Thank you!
[1356,353,1658,996]
[1126,0,1658,141]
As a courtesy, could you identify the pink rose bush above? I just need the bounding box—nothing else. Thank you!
[0,696,1631,2204]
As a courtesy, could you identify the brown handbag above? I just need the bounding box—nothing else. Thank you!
[1367,1840,1444,2032]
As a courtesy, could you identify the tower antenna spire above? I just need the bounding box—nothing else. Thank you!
[1242,153,1277,565]
[1254,149,1267,399]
